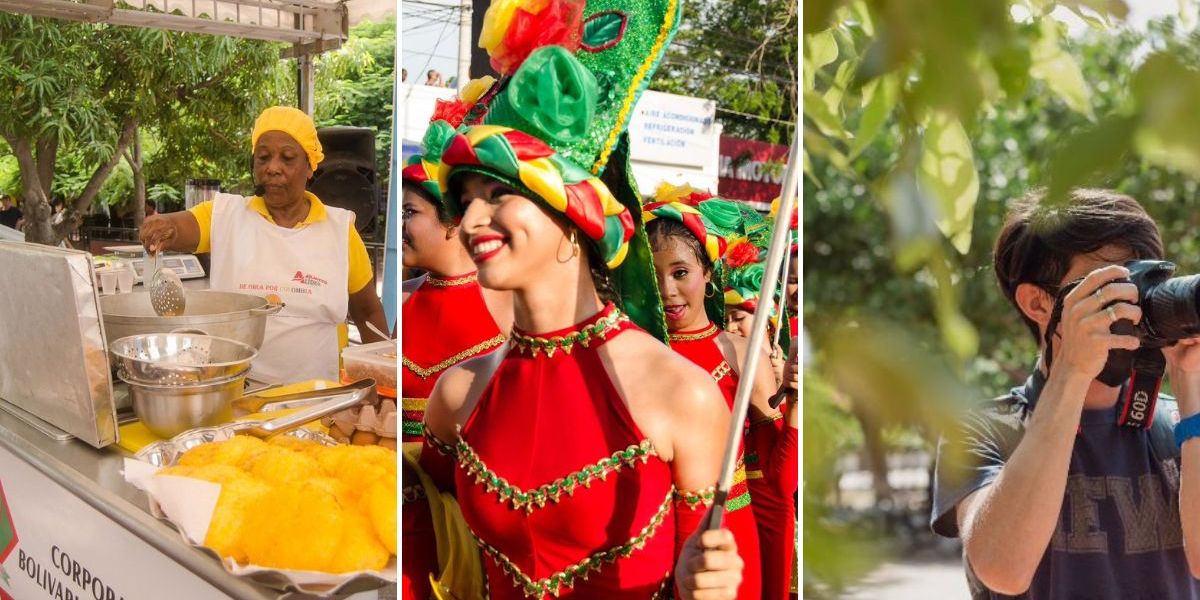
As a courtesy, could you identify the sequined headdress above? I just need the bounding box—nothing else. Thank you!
[435,0,682,341]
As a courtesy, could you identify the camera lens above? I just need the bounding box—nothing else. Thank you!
[1143,274,1200,342]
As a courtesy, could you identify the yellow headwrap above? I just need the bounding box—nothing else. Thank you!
[251,106,324,171]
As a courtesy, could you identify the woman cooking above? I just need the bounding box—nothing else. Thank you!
[139,106,388,384]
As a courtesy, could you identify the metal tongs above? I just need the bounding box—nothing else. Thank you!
[230,378,376,439]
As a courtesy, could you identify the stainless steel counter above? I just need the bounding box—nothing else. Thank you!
[0,409,393,600]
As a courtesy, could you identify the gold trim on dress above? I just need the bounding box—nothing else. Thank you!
[456,433,657,514]
[403,334,507,379]
[473,487,676,598]
[509,309,628,358]
[668,323,720,343]
[426,273,478,287]
[710,361,732,383]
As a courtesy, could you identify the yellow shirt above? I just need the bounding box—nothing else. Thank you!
[188,192,374,294]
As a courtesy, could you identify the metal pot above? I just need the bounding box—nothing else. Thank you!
[110,333,257,386]
[100,291,283,350]
[121,372,244,438]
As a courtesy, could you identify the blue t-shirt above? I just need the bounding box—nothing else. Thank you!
[931,367,1200,599]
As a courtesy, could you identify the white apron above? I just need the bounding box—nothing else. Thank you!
[209,193,351,384]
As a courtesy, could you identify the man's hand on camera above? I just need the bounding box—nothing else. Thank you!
[1052,265,1141,382]
[1164,339,1200,417]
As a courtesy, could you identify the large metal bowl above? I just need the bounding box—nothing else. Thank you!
[100,291,283,350]
[121,372,244,438]
[110,333,257,385]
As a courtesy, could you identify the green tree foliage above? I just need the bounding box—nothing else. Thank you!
[314,17,396,186]
[654,0,797,144]
[805,0,1200,593]
[0,14,288,244]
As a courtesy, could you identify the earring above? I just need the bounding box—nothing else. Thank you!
[570,231,579,258]
[705,281,717,298]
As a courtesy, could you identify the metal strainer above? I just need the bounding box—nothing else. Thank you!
[148,252,187,317]
[110,333,257,385]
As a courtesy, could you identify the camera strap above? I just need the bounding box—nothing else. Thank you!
[1116,348,1165,429]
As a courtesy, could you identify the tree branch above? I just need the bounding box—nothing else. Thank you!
[35,135,58,198]
[56,118,139,240]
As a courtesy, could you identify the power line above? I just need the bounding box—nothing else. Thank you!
[716,107,796,127]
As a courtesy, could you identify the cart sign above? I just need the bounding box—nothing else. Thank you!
[718,136,789,204]
[0,447,228,600]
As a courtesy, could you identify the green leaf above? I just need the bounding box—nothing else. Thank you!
[878,167,939,273]
[804,90,846,139]
[849,75,897,159]
[1130,53,1200,178]
[918,112,979,255]
[581,11,627,50]
[805,30,839,72]
[804,126,851,173]
[1044,114,1135,204]
[1029,20,1094,119]
[804,0,846,34]
[1057,0,1129,21]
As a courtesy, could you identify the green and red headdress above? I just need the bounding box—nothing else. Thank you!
[438,0,682,341]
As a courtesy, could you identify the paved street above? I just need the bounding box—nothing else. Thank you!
[842,554,970,599]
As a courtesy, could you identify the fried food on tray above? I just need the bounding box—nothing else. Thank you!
[243,481,346,572]
[246,446,321,486]
[360,478,397,555]
[327,511,390,573]
[153,435,397,574]
[178,435,268,469]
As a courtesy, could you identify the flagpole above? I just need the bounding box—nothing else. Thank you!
[706,125,800,530]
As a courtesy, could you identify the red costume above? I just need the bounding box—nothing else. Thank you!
[401,272,505,443]
[402,272,505,599]
[422,304,710,599]
[670,323,798,600]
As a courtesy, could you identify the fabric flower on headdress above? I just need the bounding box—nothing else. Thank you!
[402,121,457,219]
[653,182,714,206]
[430,76,500,128]
[480,0,585,75]
[725,260,764,313]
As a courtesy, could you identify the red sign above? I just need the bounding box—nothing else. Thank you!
[718,136,789,204]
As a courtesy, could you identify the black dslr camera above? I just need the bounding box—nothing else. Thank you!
[1050,260,1200,428]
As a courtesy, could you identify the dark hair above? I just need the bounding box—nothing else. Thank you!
[401,180,454,226]
[646,218,714,275]
[993,188,1163,341]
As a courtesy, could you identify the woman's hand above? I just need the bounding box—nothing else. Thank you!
[769,342,785,385]
[675,526,743,600]
[140,214,178,253]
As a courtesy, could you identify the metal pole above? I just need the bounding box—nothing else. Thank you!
[773,237,794,348]
[457,0,472,87]
[705,126,800,531]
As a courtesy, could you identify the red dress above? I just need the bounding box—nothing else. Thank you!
[401,272,504,600]
[668,323,763,600]
[424,304,708,599]
[402,272,505,443]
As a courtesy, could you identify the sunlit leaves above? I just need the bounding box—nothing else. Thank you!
[919,111,980,254]
[1029,19,1095,119]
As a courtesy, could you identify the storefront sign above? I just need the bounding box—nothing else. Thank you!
[628,91,718,169]
[718,136,789,204]
[0,447,227,600]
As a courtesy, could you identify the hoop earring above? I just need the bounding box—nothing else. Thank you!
[570,231,579,258]
[705,282,717,298]
[556,231,577,263]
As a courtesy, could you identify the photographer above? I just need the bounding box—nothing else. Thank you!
[932,189,1200,598]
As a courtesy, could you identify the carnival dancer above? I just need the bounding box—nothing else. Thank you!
[401,100,512,599]
[644,190,799,599]
[725,245,800,600]
[402,117,513,447]
[420,0,746,597]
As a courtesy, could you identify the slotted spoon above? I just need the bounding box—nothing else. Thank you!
[148,250,187,317]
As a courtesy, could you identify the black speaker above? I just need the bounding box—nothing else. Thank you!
[310,127,377,234]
